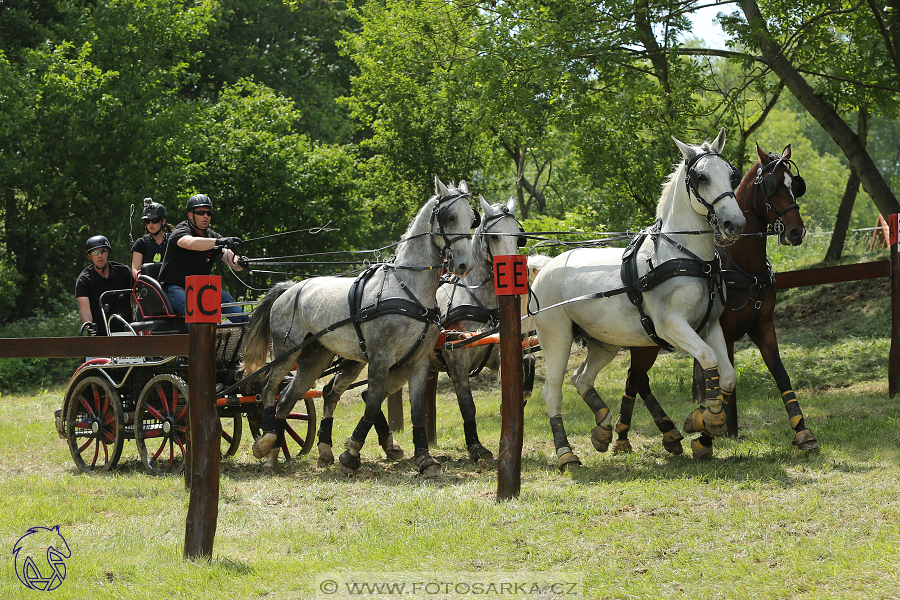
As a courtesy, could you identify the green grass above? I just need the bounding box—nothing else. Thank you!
[0,231,898,599]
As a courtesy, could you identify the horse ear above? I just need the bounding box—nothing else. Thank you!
[459,180,469,194]
[756,143,768,164]
[506,196,517,214]
[435,176,450,197]
[710,127,727,153]
[672,136,694,162]
[782,144,792,160]
[479,194,491,214]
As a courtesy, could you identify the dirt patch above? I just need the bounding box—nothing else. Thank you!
[774,275,890,332]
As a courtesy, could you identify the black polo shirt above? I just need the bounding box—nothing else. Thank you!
[75,261,134,335]
[158,220,224,289]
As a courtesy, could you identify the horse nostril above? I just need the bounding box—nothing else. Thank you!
[457,262,467,274]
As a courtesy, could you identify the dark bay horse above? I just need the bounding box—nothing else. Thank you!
[618,144,818,459]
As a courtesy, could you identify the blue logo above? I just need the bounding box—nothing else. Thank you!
[12,525,70,591]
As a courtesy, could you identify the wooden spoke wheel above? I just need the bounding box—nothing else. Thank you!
[66,376,125,473]
[218,412,243,458]
[249,396,317,461]
[135,374,189,476]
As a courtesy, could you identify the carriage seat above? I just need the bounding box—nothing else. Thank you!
[132,263,187,334]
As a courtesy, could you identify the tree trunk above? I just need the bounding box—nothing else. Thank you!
[740,0,900,217]
[825,107,869,261]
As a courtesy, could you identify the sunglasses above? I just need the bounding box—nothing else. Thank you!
[143,217,163,224]
[88,248,109,257]
[192,210,212,217]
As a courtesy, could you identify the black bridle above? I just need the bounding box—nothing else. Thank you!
[429,192,478,261]
[753,156,805,234]
[477,203,526,263]
[684,151,740,229]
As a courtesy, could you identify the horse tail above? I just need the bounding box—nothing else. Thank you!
[242,280,297,376]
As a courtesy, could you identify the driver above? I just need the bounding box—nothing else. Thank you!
[158,193,250,323]
[76,235,134,336]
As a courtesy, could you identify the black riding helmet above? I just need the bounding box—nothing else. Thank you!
[85,235,111,254]
[142,200,167,222]
[186,193,213,212]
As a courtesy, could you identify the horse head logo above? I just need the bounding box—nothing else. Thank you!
[12,525,71,591]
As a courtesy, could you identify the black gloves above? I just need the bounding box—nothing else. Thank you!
[215,236,242,250]
[84,322,98,337]
[236,255,251,269]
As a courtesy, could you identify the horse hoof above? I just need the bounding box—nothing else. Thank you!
[415,452,441,475]
[468,443,494,462]
[683,407,706,434]
[421,464,442,478]
[262,449,279,472]
[252,432,277,459]
[317,443,335,467]
[379,435,405,460]
[702,408,727,437]
[338,450,360,474]
[611,439,632,454]
[793,429,819,450]
[662,430,684,456]
[690,438,713,460]
[590,424,612,452]
[557,451,581,471]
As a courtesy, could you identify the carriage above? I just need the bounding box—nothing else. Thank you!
[54,264,318,475]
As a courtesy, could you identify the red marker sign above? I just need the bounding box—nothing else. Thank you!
[185,275,222,324]
[493,255,528,296]
[890,214,898,246]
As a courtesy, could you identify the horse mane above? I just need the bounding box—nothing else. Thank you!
[656,140,713,221]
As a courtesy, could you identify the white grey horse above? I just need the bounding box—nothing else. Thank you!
[530,129,746,470]
[243,177,477,475]
[430,195,524,461]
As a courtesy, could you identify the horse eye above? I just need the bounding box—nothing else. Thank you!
[490,235,499,241]
[448,215,456,222]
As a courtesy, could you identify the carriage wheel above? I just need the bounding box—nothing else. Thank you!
[66,376,125,473]
[219,413,243,458]
[248,396,317,461]
[135,374,189,476]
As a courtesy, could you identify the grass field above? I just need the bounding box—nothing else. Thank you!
[1,231,898,599]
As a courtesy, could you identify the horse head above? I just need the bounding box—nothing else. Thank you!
[474,195,523,263]
[13,525,70,591]
[433,176,476,277]
[749,143,806,246]
[672,127,745,242]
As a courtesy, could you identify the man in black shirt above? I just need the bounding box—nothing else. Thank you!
[158,194,250,322]
[75,235,134,335]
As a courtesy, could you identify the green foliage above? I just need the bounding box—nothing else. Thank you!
[0,299,82,391]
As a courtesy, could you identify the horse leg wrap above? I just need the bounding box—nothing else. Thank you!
[523,354,536,401]
[317,417,334,447]
[550,415,581,470]
[412,425,429,458]
[373,412,404,460]
[698,367,727,437]
[463,419,480,449]
[350,417,374,448]
[262,405,277,433]
[780,390,818,449]
[463,420,493,461]
[582,388,612,452]
[690,434,714,460]
[611,421,632,454]
[338,437,362,473]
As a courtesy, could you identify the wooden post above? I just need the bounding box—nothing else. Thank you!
[423,371,438,447]
[387,389,404,432]
[493,255,528,501]
[889,214,899,397]
[183,276,221,561]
